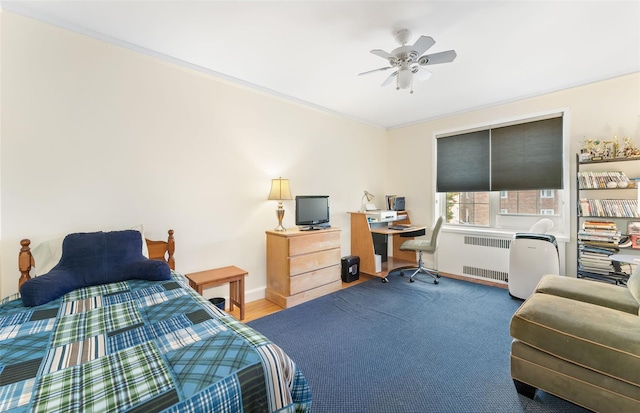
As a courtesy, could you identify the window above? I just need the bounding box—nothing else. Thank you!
[436,113,567,229]
[446,192,490,225]
[498,190,560,215]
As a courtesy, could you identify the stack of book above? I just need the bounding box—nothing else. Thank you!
[578,220,620,275]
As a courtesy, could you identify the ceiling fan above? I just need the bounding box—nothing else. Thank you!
[358,29,457,94]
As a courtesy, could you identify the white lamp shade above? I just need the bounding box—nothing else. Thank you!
[268,177,293,201]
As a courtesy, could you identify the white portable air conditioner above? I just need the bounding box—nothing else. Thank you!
[508,233,560,300]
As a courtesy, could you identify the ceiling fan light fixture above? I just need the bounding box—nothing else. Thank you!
[396,63,412,90]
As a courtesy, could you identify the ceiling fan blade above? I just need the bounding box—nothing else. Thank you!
[370,49,394,60]
[381,71,398,87]
[358,66,394,76]
[418,50,457,66]
[411,35,435,56]
[412,65,432,81]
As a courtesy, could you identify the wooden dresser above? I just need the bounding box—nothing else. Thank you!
[265,227,342,308]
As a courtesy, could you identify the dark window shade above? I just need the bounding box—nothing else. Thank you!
[436,116,563,192]
[437,130,490,192]
[491,117,563,190]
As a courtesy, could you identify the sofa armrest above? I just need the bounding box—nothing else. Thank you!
[535,274,639,314]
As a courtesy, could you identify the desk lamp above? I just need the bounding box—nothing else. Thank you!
[360,190,375,212]
[268,177,293,231]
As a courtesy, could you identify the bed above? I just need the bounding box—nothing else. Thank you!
[1,229,311,412]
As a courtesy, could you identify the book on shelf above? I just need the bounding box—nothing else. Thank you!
[578,171,630,189]
[579,266,614,276]
[579,199,639,218]
[385,195,405,211]
[579,261,614,271]
[581,242,620,250]
[579,229,620,236]
[579,244,619,255]
[582,220,617,230]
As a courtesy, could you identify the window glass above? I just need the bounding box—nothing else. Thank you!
[446,192,490,225]
[498,190,560,215]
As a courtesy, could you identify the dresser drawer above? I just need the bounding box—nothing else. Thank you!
[289,231,340,256]
[289,265,340,295]
[289,248,341,276]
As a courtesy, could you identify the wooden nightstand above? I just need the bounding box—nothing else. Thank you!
[185,266,247,320]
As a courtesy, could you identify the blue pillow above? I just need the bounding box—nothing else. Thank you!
[20,269,80,307]
[20,230,171,307]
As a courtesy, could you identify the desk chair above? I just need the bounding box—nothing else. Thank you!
[399,216,444,284]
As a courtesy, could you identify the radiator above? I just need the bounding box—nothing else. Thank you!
[438,234,512,283]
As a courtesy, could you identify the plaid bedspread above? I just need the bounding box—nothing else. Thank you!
[0,271,311,412]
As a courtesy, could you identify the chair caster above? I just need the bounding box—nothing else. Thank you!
[410,278,415,283]
[434,279,439,284]
[382,277,389,283]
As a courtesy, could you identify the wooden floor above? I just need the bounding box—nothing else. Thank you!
[228,272,507,323]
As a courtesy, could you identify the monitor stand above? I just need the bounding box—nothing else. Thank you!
[299,224,331,231]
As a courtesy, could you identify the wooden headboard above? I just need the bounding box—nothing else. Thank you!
[147,229,175,270]
[18,229,175,289]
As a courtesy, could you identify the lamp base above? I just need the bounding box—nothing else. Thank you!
[274,205,286,232]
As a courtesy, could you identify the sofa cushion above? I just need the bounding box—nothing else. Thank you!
[511,293,640,386]
[511,340,640,409]
[535,274,639,314]
[20,230,170,307]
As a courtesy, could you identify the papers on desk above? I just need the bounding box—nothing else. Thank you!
[388,224,414,230]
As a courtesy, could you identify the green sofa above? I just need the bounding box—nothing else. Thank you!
[510,273,640,412]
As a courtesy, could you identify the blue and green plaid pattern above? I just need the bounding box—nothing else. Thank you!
[0,377,36,410]
[52,301,142,347]
[0,272,311,412]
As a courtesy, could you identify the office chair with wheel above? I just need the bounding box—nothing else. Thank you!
[399,216,444,284]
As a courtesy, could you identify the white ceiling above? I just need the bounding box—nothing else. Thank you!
[2,1,639,130]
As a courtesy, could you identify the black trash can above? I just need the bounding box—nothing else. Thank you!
[341,255,360,283]
[209,297,225,310]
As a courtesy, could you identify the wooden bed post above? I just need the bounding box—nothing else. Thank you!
[167,229,175,270]
[18,239,33,288]
[145,229,176,270]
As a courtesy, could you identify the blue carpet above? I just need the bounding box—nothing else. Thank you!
[248,272,591,413]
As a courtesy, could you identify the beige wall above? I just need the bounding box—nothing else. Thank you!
[388,72,640,276]
[0,12,388,299]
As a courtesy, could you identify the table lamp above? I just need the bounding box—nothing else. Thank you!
[268,177,293,231]
[360,190,375,212]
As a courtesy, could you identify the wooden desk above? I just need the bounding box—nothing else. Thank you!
[349,212,425,282]
[186,266,247,320]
